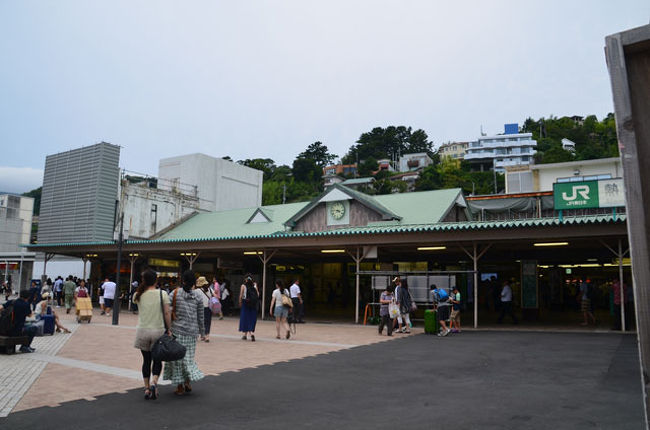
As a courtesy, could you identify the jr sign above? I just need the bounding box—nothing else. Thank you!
[553,179,625,210]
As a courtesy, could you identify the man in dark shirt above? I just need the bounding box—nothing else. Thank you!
[1,290,38,353]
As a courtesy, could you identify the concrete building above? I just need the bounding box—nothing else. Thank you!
[0,194,35,292]
[38,142,121,243]
[505,157,623,194]
[464,124,537,172]
[0,194,34,252]
[438,142,469,160]
[119,174,201,240]
[323,164,358,177]
[398,153,433,172]
[158,154,263,212]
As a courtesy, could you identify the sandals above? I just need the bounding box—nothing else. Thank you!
[184,382,192,393]
[276,335,281,339]
[175,384,185,396]
[149,384,158,400]
[144,388,151,400]
[241,335,247,340]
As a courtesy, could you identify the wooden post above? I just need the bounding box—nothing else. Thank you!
[347,247,367,324]
[606,24,650,425]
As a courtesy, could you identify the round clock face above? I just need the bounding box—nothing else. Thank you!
[330,202,346,220]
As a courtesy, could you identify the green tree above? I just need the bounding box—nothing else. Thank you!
[22,187,41,216]
[238,158,276,181]
[298,142,338,168]
[542,146,574,163]
[342,126,433,164]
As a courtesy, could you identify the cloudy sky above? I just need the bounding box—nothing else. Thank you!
[0,1,648,193]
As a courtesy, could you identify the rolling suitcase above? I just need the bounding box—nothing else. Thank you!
[42,314,55,335]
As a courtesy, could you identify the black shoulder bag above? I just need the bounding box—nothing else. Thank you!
[151,289,186,362]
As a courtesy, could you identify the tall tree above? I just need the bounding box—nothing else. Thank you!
[298,142,338,168]
[238,158,276,181]
[342,126,433,164]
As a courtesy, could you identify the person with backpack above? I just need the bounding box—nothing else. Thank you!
[449,286,462,333]
[238,274,259,341]
[0,290,38,352]
[431,284,452,337]
[163,270,206,396]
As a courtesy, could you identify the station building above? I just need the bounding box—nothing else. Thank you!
[25,181,632,329]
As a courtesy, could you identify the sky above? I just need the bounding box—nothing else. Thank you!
[0,0,648,194]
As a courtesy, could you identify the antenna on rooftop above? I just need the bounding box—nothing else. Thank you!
[480,125,486,137]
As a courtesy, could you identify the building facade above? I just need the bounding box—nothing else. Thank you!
[438,142,468,160]
[38,142,121,243]
[158,154,263,212]
[464,125,537,172]
[398,153,433,172]
[505,157,623,194]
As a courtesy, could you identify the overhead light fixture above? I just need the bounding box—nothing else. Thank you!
[417,246,447,251]
[243,251,263,255]
[534,242,569,247]
[321,249,345,254]
[85,253,98,258]
[587,258,598,262]
[180,252,197,256]
[577,264,601,268]
[128,253,140,257]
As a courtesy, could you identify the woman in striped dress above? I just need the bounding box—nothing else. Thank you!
[163,270,206,395]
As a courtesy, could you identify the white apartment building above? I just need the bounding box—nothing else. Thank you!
[398,153,433,172]
[464,125,537,173]
[158,154,263,212]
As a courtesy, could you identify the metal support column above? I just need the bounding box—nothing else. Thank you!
[257,250,277,320]
[347,247,368,324]
[460,242,491,329]
[181,252,200,270]
[128,253,140,312]
[601,239,630,332]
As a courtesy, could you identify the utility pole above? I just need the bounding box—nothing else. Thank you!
[112,214,124,326]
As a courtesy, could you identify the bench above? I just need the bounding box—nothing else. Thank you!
[0,335,30,355]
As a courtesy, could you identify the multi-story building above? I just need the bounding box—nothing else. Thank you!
[38,142,121,244]
[323,164,358,177]
[398,153,433,172]
[0,194,36,292]
[438,142,469,160]
[158,154,263,212]
[119,174,201,240]
[464,124,537,173]
[505,157,623,194]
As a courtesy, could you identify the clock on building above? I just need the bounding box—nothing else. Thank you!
[330,201,346,220]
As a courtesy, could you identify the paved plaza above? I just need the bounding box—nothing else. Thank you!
[0,308,645,429]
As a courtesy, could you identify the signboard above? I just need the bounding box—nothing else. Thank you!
[520,260,538,309]
[148,258,180,268]
[553,178,624,210]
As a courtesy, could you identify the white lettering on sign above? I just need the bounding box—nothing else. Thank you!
[562,185,590,201]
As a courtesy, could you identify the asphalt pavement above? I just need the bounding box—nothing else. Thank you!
[2,331,644,429]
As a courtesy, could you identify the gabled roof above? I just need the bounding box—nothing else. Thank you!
[341,177,375,186]
[283,184,401,228]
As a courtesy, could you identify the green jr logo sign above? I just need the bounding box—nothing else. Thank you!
[554,181,598,209]
[553,179,625,210]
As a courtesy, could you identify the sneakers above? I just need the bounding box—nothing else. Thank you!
[19,346,35,353]
[437,329,450,337]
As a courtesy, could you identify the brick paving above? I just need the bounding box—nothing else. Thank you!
[3,307,404,415]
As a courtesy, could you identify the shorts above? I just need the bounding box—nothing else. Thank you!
[450,309,461,324]
[134,328,165,351]
[99,296,105,305]
[274,305,289,319]
[437,305,450,321]
[581,298,592,312]
[104,298,114,308]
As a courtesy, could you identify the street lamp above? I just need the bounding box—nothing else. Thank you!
[112,214,124,326]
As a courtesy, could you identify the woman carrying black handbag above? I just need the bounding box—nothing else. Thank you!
[133,268,172,400]
[163,270,206,395]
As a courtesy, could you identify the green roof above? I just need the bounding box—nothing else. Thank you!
[373,188,464,224]
[24,213,625,248]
